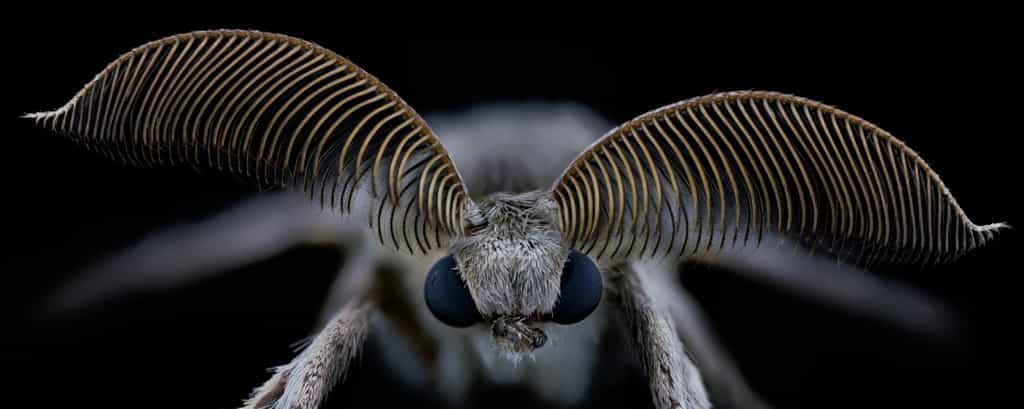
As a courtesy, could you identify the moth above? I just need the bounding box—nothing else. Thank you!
[26,30,1007,409]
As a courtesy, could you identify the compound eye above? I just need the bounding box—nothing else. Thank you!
[550,251,603,324]
[424,255,483,328]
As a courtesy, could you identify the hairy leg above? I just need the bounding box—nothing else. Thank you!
[243,233,380,409]
[637,262,772,409]
[242,299,375,409]
[609,265,710,409]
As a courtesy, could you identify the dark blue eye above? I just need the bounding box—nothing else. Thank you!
[551,251,603,324]
[424,255,483,328]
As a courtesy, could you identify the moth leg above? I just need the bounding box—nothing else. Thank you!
[314,237,382,327]
[706,234,955,338]
[241,298,375,409]
[320,238,434,390]
[42,192,354,315]
[637,262,772,409]
[242,233,381,409]
[609,263,711,409]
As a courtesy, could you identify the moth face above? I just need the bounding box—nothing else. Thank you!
[424,191,602,355]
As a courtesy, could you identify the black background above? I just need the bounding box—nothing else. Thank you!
[1,10,1020,409]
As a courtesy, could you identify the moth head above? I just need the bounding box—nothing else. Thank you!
[423,191,602,355]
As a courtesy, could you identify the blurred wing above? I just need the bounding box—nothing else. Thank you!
[430,103,611,195]
[551,91,1006,264]
[701,232,955,338]
[26,30,469,254]
[41,193,356,316]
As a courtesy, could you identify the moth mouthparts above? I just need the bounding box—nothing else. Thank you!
[530,329,549,349]
[492,315,548,350]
